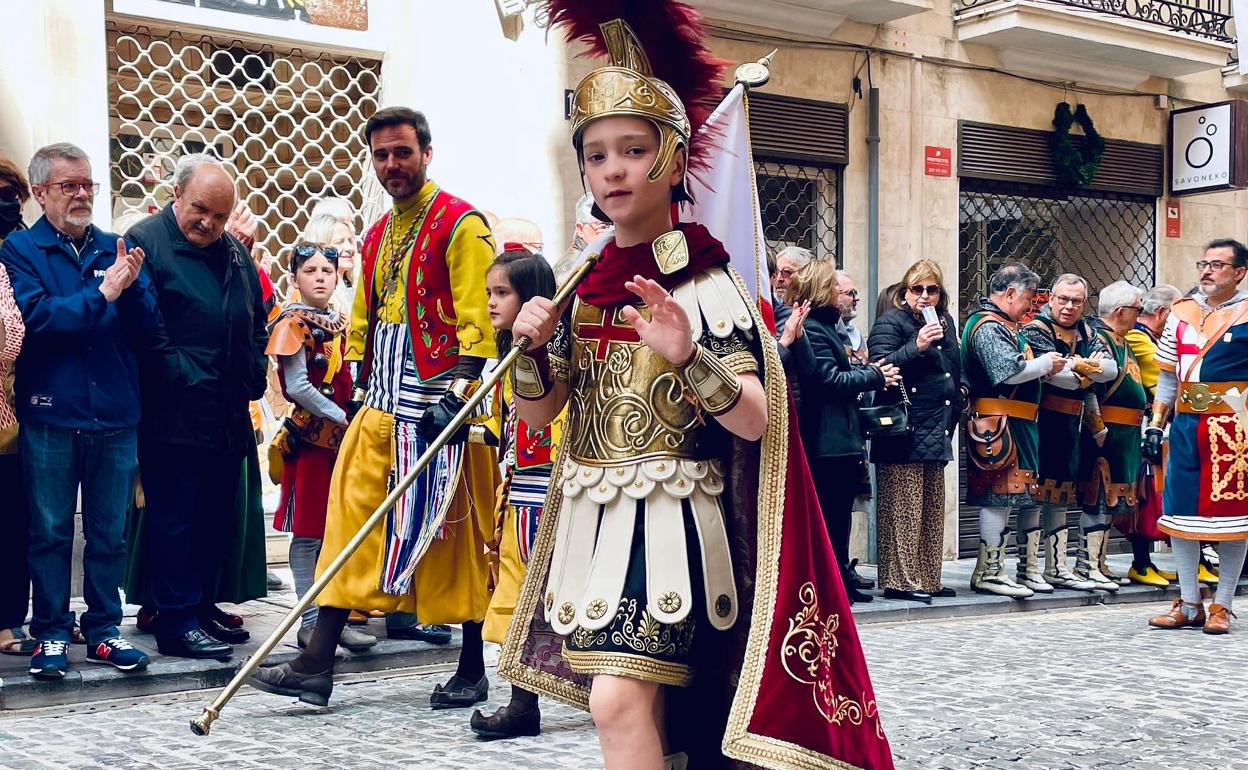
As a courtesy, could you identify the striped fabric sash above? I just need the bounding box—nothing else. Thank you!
[380,419,464,595]
[513,505,542,564]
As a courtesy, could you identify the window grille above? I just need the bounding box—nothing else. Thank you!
[106,21,384,298]
[755,161,841,264]
[956,178,1157,557]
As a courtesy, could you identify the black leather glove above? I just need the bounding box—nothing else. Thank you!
[1141,426,1164,464]
[418,357,486,444]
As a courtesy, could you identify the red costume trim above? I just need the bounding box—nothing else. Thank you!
[357,191,482,382]
[575,222,728,308]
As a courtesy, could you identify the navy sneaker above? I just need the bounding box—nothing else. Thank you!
[29,639,70,680]
[86,637,150,672]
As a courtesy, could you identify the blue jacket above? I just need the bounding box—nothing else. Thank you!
[0,216,162,430]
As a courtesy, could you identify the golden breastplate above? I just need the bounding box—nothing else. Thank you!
[565,300,703,466]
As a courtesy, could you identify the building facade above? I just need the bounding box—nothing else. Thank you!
[3,0,1245,560]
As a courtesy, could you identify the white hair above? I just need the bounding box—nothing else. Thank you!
[302,212,347,246]
[1098,281,1143,317]
[173,153,232,191]
[1141,284,1182,317]
[776,246,814,268]
[28,142,90,186]
[574,193,599,225]
[310,197,355,226]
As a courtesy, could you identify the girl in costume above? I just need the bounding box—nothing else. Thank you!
[469,249,559,739]
[267,243,376,653]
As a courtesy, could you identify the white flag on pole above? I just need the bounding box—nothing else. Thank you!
[680,83,775,328]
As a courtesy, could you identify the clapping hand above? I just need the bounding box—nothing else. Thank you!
[621,275,696,365]
[779,300,811,348]
[101,237,145,302]
[226,202,258,252]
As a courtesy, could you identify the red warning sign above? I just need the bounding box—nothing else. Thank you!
[925,145,952,177]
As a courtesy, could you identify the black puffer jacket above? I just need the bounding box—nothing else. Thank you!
[793,306,885,459]
[866,306,962,464]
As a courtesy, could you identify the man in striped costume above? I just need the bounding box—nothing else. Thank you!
[248,107,501,705]
[1146,239,1248,635]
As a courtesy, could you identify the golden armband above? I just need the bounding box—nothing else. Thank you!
[1149,401,1171,429]
[513,348,552,400]
[679,344,743,416]
[448,377,481,402]
[1083,411,1106,436]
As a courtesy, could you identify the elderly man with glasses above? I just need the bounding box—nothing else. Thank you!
[1074,281,1149,590]
[0,142,157,679]
[1018,274,1120,595]
[1146,239,1248,635]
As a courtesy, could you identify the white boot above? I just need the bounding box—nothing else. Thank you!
[1015,528,1053,593]
[1098,541,1130,586]
[1043,527,1096,591]
[1074,528,1119,592]
[664,752,689,770]
[971,541,1034,598]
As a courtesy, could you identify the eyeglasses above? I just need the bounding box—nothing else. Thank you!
[908,284,941,296]
[294,243,339,262]
[40,181,100,197]
[1196,260,1239,271]
[1119,305,1143,313]
[839,288,859,298]
[1053,295,1085,307]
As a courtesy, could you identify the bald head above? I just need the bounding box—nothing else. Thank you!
[173,160,236,248]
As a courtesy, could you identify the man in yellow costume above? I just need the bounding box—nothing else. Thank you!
[248,107,500,708]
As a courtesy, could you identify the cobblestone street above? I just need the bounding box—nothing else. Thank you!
[2,602,1245,769]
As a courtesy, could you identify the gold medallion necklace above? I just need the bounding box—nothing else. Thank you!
[380,192,435,300]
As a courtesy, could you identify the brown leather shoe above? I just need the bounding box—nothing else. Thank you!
[1148,599,1206,629]
[1204,603,1236,635]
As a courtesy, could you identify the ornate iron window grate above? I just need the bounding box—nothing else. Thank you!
[106,22,384,299]
[956,178,1157,557]
[955,0,1233,43]
[755,161,841,265]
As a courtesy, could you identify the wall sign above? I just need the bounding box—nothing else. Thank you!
[1165,199,1181,238]
[925,145,952,177]
[1169,100,1248,196]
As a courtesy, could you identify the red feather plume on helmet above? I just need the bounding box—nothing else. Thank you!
[541,0,728,173]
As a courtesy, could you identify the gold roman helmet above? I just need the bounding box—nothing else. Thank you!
[569,19,691,184]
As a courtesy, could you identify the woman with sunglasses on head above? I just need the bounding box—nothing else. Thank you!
[266,243,376,653]
[866,260,962,604]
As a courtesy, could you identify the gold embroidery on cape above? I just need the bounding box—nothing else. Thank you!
[1207,415,1248,502]
[781,581,877,728]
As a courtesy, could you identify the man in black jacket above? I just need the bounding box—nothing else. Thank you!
[128,154,269,659]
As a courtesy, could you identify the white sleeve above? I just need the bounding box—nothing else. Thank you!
[1002,354,1055,384]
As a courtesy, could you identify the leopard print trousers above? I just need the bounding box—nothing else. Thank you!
[876,462,946,593]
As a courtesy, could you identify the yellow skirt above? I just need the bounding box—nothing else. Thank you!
[316,405,498,624]
[483,504,530,644]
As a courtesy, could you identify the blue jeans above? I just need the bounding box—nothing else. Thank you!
[21,424,136,645]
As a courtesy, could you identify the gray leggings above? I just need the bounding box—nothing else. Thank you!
[289,536,322,627]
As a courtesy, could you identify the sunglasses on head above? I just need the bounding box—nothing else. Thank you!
[294,243,339,263]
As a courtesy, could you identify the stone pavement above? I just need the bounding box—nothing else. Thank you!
[1,601,1245,769]
[0,557,1241,712]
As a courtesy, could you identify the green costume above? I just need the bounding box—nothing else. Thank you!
[1078,320,1146,517]
[961,301,1042,507]
[1022,307,1106,505]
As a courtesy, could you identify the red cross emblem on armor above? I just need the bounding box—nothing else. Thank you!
[577,310,641,361]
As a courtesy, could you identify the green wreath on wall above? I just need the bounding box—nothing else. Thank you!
[1050,102,1105,188]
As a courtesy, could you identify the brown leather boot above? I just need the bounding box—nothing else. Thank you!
[1204,603,1236,635]
[1148,599,1205,629]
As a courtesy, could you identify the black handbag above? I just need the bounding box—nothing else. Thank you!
[859,376,911,438]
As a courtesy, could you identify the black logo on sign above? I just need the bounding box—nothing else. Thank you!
[1184,116,1217,170]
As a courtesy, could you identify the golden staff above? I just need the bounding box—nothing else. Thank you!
[190,252,599,736]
